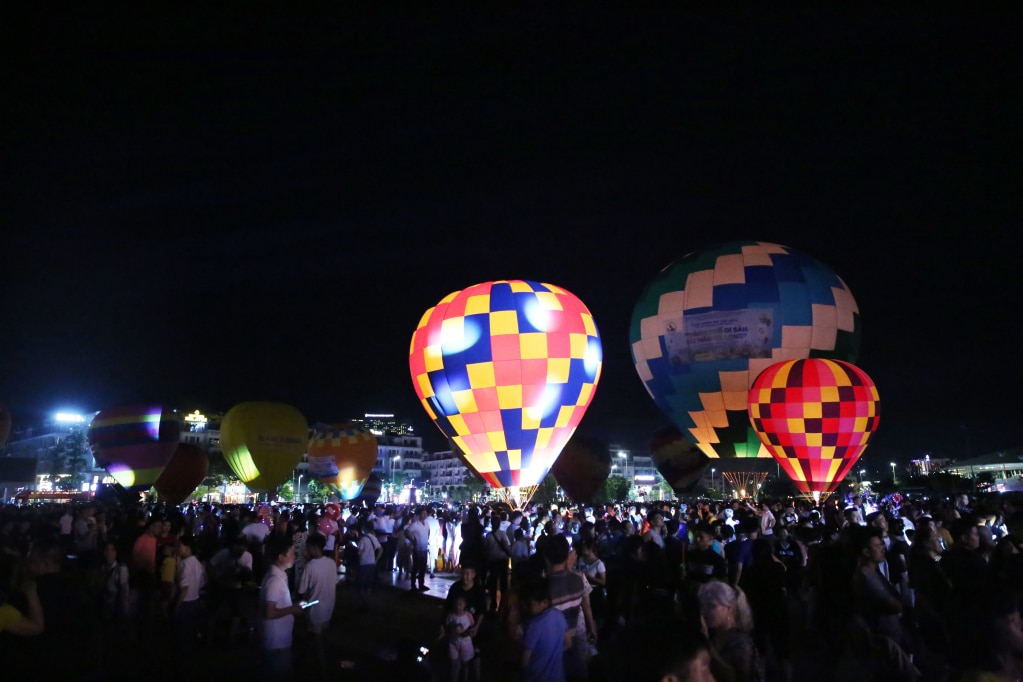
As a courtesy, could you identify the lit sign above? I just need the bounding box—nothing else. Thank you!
[634,475,657,482]
[55,412,86,423]
[184,410,208,424]
[365,413,394,419]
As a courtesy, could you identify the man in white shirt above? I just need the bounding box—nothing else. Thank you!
[297,533,337,673]
[258,538,304,675]
[405,507,432,591]
[426,508,442,578]
[173,536,206,664]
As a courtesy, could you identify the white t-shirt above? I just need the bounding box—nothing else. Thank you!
[358,534,381,565]
[258,565,294,651]
[297,555,337,628]
[177,555,206,602]
[242,521,271,544]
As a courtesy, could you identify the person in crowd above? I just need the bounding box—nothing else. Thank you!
[520,577,571,682]
[296,531,336,673]
[446,565,488,681]
[544,534,597,681]
[257,537,304,676]
[484,514,512,613]
[356,519,383,609]
[406,506,432,592]
[697,580,761,682]
[444,594,476,682]
[173,535,205,670]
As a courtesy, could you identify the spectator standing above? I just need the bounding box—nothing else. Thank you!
[257,538,304,676]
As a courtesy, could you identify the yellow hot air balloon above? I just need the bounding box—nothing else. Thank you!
[221,401,308,495]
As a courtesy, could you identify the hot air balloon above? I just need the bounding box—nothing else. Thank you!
[220,401,308,496]
[154,443,209,505]
[649,427,711,495]
[410,280,602,506]
[0,406,11,449]
[87,405,181,492]
[630,241,861,460]
[748,358,880,500]
[551,434,611,503]
[353,474,383,506]
[307,423,378,501]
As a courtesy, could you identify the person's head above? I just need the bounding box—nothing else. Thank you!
[520,577,551,616]
[697,581,753,633]
[951,516,980,550]
[459,565,477,586]
[543,534,571,567]
[852,526,886,566]
[178,535,195,558]
[692,524,714,551]
[451,595,467,614]
[102,541,119,565]
[617,619,716,682]
[267,537,295,570]
[866,511,888,533]
[306,532,326,559]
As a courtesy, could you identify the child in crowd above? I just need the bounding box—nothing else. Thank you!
[445,595,475,682]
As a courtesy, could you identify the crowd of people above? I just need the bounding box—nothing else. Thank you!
[2,489,1023,681]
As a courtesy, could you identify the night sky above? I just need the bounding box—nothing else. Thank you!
[5,7,1021,470]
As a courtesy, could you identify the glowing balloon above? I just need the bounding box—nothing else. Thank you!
[0,406,11,449]
[323,503,341,520]
[87,405,181,492]
[220,401,308,495]
[307,423,378,501]
[410,280,602,490]
[354,474,383,506]
[630,241,861,460]
[154,443,209,505]
[551,434,611,503]
[748,359,880,498]
[649,427,711,494]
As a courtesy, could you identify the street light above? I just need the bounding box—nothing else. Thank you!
[711,468,716,493]
[297,474,303,503]
[891,462,897,486]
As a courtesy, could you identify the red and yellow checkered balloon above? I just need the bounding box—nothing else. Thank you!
[410,280,603,489]
[748,359,879,497]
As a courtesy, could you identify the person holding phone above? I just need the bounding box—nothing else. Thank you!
[258,538,305,675]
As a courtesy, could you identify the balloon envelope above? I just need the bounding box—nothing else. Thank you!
[154,443,209,505]
[410,280,602,489]
[307,423,378,501]
[220,401,308,495]
[551,435,611,503]
[630,241,861,460]
[649,427,711,494]
[748,359,880,496]
[354,474,383,506]
[87,405,181,491]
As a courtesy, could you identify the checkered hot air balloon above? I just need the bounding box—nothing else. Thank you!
[551,434,612,503]
[307,423,378,501]
[630,241,861,460]
[410,280,603,491]
[649,427,711,495]
[748,359,880,499]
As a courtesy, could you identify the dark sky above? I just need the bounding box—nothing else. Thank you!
[5,7,1021,469]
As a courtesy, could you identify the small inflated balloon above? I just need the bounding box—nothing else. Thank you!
[323,503,341,520]
[220,401,308,495]
[154,443,209,505]
[410,280,602,490]
[649,427,712,494]
[87,405,181,491]
[630,241,860,460]
[307,423,378,501]
[748,359,880,498]
[551,435,611,503]
[0,406,11,449]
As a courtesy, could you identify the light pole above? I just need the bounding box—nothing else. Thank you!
[711,468,716,494]
[890,462,897,487]
[391,455,401,501]
[297,474,303,503]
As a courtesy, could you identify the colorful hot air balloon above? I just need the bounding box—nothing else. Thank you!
[354,474,383,506]
[649,427,711,495]
[87,405,181,492]
[0,406,11,449]
[551,434,611,503]
[220,401,308,495]
[748,358,880,500]
[410,280,603,497]
[630,241,861,460]
[307,423,378,501]
[154,443,209,505]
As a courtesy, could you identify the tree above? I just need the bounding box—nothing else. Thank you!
[605,475,631,502]
[50,431,90,492]
[305,479,328,503]
[531,473,559,506]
